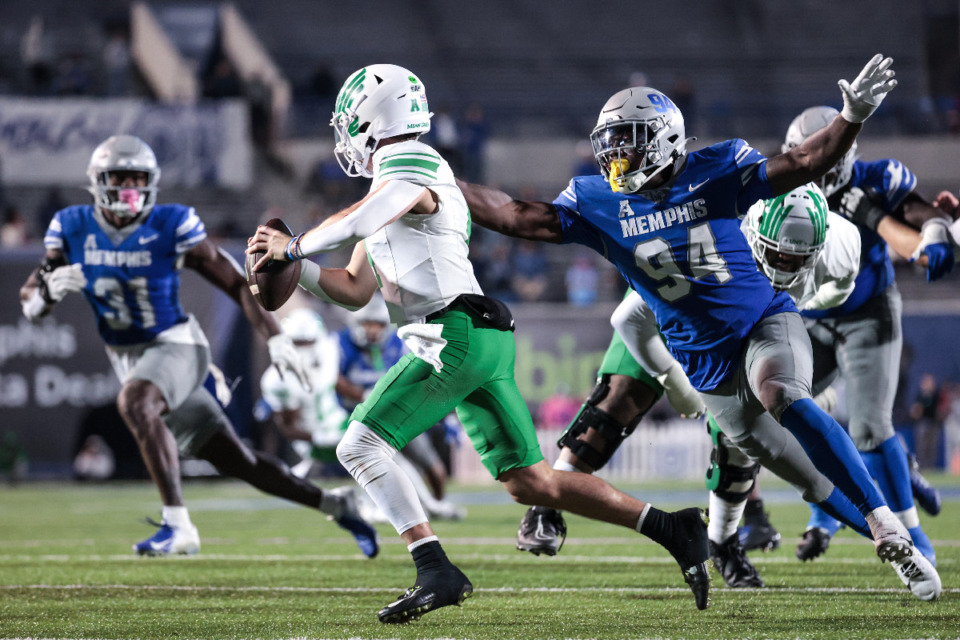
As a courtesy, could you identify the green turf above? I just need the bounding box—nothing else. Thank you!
[0,478,956,639]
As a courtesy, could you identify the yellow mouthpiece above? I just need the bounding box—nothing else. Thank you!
[608,159,630,192]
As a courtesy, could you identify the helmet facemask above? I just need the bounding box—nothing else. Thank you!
[590,88,688,194]
[746,185,829,291]
[87,135,160,223]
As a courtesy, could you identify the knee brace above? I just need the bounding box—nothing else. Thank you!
[704,415,759,502]
[556,376,638,471]
[336,421,398,488]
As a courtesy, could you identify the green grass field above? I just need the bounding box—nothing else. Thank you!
[0,477,957,640]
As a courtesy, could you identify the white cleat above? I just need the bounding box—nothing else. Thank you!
[428,500,468,521]
[891,549,942,601]
[133,521,200,556]
[865,506,913,563]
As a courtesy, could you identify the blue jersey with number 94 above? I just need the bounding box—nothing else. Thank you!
[44,204,207,346]
[554,139,796,391]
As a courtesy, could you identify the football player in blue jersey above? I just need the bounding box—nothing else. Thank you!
[780,106,954,566]
[460,54,941,601]
[19,134,379,558]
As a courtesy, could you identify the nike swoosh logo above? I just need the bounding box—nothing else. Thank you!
[688,179,710,192]
[148,540,168,551]
[139,234,159,245]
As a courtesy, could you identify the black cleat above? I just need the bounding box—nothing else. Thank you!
[796,527,831,562]
[739,513,781,552]
[662,508,711,610]
[378,566,473,624]
[516,506,567,556]
[909,454,942,517]
[710,533,765,588]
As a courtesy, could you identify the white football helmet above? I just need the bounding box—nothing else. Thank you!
[86,135,160,219]
[745,184,830,290]
[348,293,392,348]
[782,106,857,197]
[330,64,432,178]
[590,87,689,193]
[281,308,328,367]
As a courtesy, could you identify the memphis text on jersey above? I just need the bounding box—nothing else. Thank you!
[619,198,708,238]
[83,234,152,267]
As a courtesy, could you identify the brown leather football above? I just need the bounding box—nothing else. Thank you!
[245,218,302,312]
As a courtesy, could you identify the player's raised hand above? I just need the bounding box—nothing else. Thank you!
[933,190,959,217]
[39,264,87,303]
[267,333,312,391]
[838,54,897,123]
[246,224,295,272]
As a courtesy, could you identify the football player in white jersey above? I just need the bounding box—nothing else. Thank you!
[249,64,712,621]
[20,135,377,558]
[259,308,348,478]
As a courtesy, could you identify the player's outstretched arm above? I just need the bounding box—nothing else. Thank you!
[247,181,433,271]
[456,179,563,242]
[186,238,312,386]
[767,54,896,196]
[185,238,281,338]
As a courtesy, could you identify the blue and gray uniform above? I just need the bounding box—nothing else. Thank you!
[44,204,229,454]
[552,139,884,527]
[802,159,935,560]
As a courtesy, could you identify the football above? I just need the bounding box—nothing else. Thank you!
[245,218,302,312]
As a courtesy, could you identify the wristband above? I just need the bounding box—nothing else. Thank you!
[284,234,304,261]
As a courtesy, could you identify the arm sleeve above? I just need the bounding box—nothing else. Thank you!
[298,180,427,255]
[609,290,676,377]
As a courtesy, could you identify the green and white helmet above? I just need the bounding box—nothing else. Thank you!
[330,64,432,178]
[745,184,829,290]
[782,106,857,197]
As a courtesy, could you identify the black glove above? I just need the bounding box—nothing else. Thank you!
[838,186,887,231]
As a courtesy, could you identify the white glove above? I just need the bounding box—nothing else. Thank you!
[40,264,87,302]
[838,53,897,123]
[267,333,312,391]
[657,361,706,419]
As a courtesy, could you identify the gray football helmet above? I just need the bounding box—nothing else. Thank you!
[590,87,689,193]
[782,106,857,197]
[86,135,160,219]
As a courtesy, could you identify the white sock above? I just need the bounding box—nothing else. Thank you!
[707,492,746,543]
[552,459,580,473]
[162,506,191,528]
[337,421,429,535]
[407,535,439,552]
[635,503,653,533]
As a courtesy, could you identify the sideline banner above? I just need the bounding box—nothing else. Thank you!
[0,98,252,188]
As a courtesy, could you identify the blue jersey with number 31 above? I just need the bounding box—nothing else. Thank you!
[44,204,207,346]
[554,139,796,391]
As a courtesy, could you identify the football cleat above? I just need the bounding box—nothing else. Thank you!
[378,566,473,624]
[891,548,942,601]
[909,454,941,516]
[710,533,765,588]
[739,513,782,553]
[133,518,200,556]
[661,508,711,610]
[795,527,831,562]
[516,506,567,556]
[327,486,380,559]
[866,507,914,564]
[428,500,468,522]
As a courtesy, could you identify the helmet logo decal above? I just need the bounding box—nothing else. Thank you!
[648,93,678,113]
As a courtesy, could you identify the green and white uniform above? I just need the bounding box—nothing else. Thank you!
[353,140,543,478]
[260,333,348,462]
